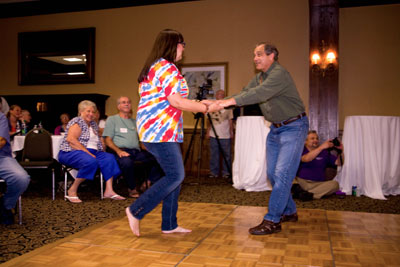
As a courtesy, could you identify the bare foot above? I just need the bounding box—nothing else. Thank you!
[162,226,192,234]
[125,207,140,236]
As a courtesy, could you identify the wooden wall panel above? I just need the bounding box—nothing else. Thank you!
[309,0,339,141]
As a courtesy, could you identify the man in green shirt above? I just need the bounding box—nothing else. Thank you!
[103,96,163,198]
[218,43,309,235]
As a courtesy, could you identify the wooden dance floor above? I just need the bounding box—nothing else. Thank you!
[3,202,400,266]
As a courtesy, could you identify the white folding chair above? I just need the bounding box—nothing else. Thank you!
[62,166,104,200]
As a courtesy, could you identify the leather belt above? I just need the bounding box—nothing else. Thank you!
[272,112,306,128]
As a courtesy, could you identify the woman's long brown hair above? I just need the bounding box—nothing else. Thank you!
[137,29,184,83]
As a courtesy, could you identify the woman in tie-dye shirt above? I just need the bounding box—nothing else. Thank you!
[126,29,220,237]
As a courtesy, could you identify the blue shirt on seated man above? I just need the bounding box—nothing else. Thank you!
[0,111,30,225]
[295,130,344,199]
[102,96,163,198]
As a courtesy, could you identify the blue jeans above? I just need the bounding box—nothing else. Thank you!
[128,142,184,231]
[209,137,231,176]
[111,148,163,190]
[0,156,30,210]
[264,116,309,223]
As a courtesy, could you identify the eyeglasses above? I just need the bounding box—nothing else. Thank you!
[179,42,186,48]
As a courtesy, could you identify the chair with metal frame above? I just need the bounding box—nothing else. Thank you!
[18,128,56,200]
[62,166,104,200]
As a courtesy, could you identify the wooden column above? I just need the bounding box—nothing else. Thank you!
[309,0,339,141]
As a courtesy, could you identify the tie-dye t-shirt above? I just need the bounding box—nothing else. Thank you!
[137,58,189,143]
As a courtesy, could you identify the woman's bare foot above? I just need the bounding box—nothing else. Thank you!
[162,226,192,234]
[67,189,79,198]
[125,207,140,236]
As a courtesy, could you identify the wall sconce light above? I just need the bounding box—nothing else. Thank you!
[311,40,337,77]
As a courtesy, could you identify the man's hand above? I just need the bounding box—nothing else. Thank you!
[117,150,130,158]
[207,102,223,113]
[334,141,344,151]
[218,98,236,107]
[321,140,334,150]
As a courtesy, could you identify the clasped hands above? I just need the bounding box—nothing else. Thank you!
[201,98,236,113]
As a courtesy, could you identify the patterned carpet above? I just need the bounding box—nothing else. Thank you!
[1,175,400,263]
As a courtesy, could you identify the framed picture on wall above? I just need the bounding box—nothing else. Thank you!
[18,27,95,85]
[180,62,228,100]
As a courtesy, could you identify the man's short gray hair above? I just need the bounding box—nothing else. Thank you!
[117,96,131,105]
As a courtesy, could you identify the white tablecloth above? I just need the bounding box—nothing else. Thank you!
[12,135,64,160]
[335,116,400,199]
[232,116,272,191]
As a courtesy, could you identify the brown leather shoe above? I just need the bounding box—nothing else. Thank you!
[281,212,298,223]
[248,220,281,235]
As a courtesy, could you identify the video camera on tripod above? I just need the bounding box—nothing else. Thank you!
[184,77,232,183]
[195,79,214,101]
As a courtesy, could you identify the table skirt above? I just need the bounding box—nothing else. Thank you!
[335,116,400,199]
[232,116,272,191]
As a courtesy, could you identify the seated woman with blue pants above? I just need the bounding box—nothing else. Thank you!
[58,100,124,203]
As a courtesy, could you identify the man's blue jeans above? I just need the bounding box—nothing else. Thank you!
[128,142,184,231]
[0,156,30,210]
[209,137,231,176]
[264,116,309,223]
[111,148,163,190]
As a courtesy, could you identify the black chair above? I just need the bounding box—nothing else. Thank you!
[0,179,22,225]
[18,128,56,200]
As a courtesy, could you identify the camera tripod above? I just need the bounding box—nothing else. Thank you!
[184,111,232,186]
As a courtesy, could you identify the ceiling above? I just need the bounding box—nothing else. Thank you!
[0,0,399,18]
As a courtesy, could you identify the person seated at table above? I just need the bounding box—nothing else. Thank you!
[295,130,344,199]
[58,100,125,203]
[0,112,30,225]
[7,105,22,135]
[0,96,10,114]
[103,96,163,198]
[21,109,32,132]
[54,113,70,135]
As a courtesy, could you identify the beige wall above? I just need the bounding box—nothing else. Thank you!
[339,4,400,128]
[1,1,399,130]
[0,0,309,127]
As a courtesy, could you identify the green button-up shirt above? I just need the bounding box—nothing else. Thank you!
[233,61,305,123]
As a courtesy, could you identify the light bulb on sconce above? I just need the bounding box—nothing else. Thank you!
[311,40,337,77]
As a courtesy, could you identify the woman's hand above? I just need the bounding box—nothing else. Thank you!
[66,124,96,158]
[201,99,215,106]
[168,93,210,113]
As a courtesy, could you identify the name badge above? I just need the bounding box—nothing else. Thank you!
[120,128,128,133]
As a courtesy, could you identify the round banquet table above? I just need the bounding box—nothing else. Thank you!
[232,116,272,191]
[335,115,400,199]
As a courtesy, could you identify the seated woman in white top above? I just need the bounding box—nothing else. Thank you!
[58,100,125,203]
